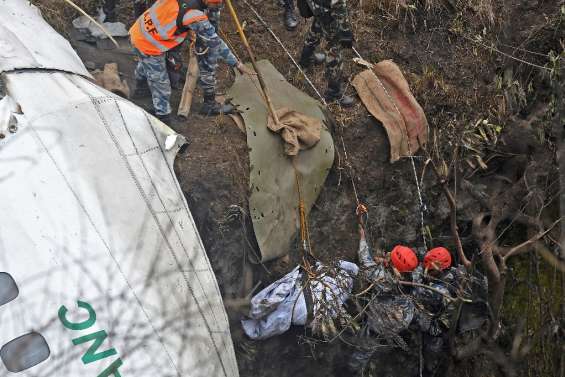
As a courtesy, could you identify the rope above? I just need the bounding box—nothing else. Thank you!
[239,2,430,254]
[293,158,314,258]
[226,0,316,260]
[61,0,120,48]
[241,0,371,239]
[352,47,428,249]
[241,0,327,105]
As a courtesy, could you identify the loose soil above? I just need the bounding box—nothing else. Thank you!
[65,0,564,374]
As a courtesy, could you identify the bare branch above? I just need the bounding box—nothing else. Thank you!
[423,145,471,268]
[502,218,561,261]
[398,281,471,303]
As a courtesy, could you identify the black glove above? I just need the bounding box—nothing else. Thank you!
[338,29,354,49]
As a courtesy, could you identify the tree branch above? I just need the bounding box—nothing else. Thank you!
[424,146,472,268]
[502,218,561,261]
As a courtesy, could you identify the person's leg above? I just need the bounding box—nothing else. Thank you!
[142,53,172,117]
[196,47,234,116]
[282,0,298,31]
[133,49,151,97]
[299,17,325,68]
[324,21,354,107]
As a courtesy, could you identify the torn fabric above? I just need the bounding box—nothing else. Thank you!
[241,266,307,340]
[267,107,322,156]
[352,60,428,162]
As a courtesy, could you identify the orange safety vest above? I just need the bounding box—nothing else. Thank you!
[130,0,208,55]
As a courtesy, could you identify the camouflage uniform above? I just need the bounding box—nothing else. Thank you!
[133,12,237,116]
[134,47,172,116]
[349,238,417,373]
[191,18,238,98]
[300,0,353,98]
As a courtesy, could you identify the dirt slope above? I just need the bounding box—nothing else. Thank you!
[64,0,564,375]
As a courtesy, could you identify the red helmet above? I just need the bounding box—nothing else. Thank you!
[390,245,418,273]
[204,0,224,7]
[424,247,452,271]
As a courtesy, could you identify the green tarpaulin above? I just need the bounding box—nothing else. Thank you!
[228,60,334,262]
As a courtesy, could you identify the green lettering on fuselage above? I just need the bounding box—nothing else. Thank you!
[58,301,96,331]
[98,358,123,377]
[73,330,118,364]
[58,301,124,376]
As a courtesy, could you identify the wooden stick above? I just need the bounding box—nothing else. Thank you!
[224,0,279,124]
[177,48,199,117]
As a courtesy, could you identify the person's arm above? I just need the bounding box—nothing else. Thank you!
[189,19,254,74]
[357,225,376,268]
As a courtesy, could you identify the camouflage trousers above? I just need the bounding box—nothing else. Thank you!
[134,48,172,116]
[195,41,218,98]
[303,15,343,92]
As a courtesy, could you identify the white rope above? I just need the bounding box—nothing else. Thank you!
[241,0,327,105]
[352,47,428,249]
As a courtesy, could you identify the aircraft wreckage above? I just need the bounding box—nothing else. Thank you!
[0,0,238,376]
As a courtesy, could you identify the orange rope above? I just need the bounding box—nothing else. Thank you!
[292,158,315,261]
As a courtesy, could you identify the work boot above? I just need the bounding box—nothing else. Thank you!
[299,46,326,69]
[133,79,151,98]
[155,113,171,124]
[326,82,356,108]
[200,95,235,116]
[283,0,298,30]
[284,9,298,30]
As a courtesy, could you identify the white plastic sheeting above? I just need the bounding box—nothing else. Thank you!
[0,70,239,377]
[242,261,358,340]
[241,266,308,340]
[72,16,129,40]
[0,0,90,76]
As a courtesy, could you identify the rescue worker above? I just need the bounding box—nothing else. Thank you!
[297,0,355,106]
[413,247,455,377]
[129,0,255,122]
[349,224,419,373]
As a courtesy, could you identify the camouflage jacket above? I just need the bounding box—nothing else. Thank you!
[189,17,237,67]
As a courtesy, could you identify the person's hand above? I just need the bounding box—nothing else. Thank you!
[236,62,257,76]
